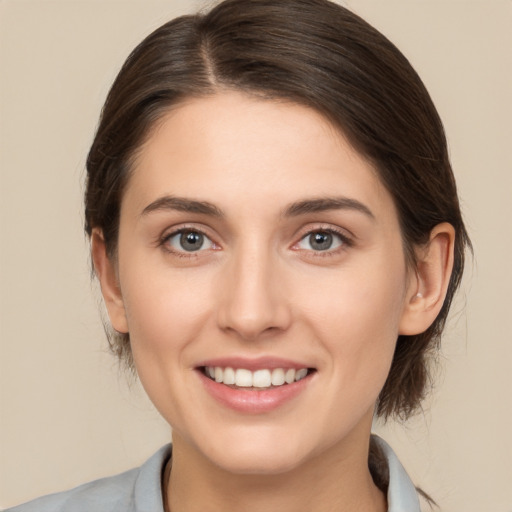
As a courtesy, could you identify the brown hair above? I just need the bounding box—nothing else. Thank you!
[85,0,471,421]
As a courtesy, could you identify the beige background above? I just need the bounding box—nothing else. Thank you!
[1,0,511,510]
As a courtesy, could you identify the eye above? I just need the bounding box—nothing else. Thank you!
[296,230,345,252]
[165,229,214,253]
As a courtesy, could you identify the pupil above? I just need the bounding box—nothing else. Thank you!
[180,231,203,251]
[311,232,332,251]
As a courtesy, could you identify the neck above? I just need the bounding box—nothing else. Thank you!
[166,431,386,512]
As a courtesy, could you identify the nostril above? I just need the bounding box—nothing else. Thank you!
[215,265,292,339]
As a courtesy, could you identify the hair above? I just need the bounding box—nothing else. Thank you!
[85,0,470,425]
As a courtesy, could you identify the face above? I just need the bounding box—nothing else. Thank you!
[107,92,416,475]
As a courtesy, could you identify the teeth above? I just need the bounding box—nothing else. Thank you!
[235,368,253,387]
[253,369,272,387]
[223,367,235,385]
[285,368,296,384]
[295,368,308,381]
[204,366,310,388]
[271,368,285,386]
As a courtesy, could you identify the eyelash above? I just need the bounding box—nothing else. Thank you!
[159,226,217,258]
[158,225,354,258]
[293,227,354,257]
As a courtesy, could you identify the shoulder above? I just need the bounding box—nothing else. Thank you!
[4,445,171,512]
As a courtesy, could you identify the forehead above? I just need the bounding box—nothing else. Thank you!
[123,92,396,222]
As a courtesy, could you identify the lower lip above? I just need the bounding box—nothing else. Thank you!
[198,370,313,414]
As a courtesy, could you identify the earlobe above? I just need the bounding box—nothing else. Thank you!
[91,229,129,334]
[399,223,455,335]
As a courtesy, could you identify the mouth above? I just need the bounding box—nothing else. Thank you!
[200,366,315,390]
[196,360,317,413]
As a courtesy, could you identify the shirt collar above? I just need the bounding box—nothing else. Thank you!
[135,439,420,512]
[372,435,421,512]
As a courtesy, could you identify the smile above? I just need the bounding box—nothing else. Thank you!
[203,366,311,389]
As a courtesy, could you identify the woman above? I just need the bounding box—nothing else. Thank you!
[6,0,470,510]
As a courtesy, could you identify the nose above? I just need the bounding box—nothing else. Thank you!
[216,243,292,341]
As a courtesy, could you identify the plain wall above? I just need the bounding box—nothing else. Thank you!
[1,1,510,510]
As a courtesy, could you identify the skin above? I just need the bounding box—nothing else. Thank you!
[92,92,454,512]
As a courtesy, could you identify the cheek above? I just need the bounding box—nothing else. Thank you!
[119,262,216,355]
[118,265,219,419]
[297,257,408,371]
[306,265,406,329]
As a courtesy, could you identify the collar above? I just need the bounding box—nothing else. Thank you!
[372,435,421,512]
[134,438,420,512]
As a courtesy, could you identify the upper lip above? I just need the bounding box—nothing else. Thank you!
[195,356,313,372]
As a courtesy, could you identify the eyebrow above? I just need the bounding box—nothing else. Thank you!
[140,195,374,220]
[284,197,375,219]
[140,196,224,218]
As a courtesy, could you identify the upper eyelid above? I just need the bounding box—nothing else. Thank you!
[292,224,356,254]
[159,227,219,257]
[298,230,352,247]
[160,224,215,240]
[157,222,355,247]
[158,225,218,250]
[293,223,355,242]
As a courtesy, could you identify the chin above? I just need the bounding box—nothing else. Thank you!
[192,426,317,476]
[212,447,306,476]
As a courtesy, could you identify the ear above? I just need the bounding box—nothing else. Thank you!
[399,222,455,335]
[91,228,129,334]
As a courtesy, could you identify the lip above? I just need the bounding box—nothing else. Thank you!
[195,357,316,414]
[195,356,310,372]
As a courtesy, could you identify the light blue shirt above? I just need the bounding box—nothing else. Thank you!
[5,436,420,512]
